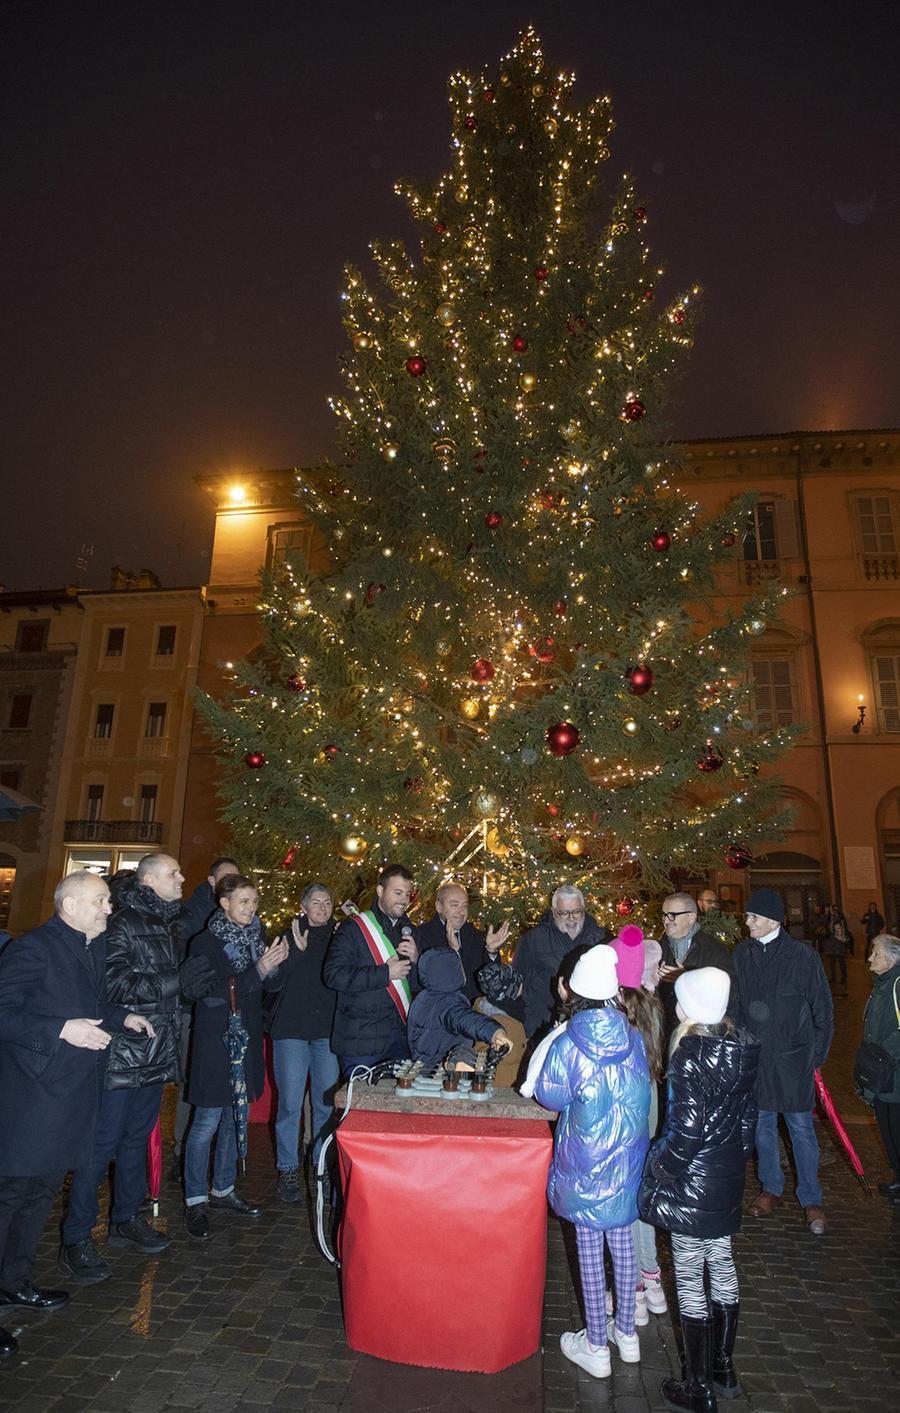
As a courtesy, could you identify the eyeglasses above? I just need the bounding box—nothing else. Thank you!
[554,908,585,919]
[662,910,696,922]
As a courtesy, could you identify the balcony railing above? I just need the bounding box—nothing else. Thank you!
[741,558,783,586]
[861,555,899,582]
[86,737,112,759]
[65,820,163,844]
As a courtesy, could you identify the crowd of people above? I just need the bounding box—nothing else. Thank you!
[0,854,897,1409]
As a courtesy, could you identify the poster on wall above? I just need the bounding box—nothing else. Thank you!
[843,846,878,891]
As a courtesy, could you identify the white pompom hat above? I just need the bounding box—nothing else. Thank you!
[674,966,731,1025]
[569,944,619,1001]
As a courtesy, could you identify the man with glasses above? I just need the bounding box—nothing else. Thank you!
[657,892,733,1030]
[514,885,608,1039]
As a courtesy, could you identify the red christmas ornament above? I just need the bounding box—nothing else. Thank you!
[697,742,724,773]
[633,206,648,223]
[434,222,447,235]
[404,776,424,793]
[534,265,549,281]
[721,532,736,548]
[463,115,477,130]
[530,636,556,663]
[484,510,503,530]
[553,599,568,616]
[324,743,341,757]
[621,395,646,422]
[405,354,427,377]
[725,843,752,870]
[650,529,672,553]
[281,847,297,869]
[546,721,580,756]
[245,751,266,769]
[470,657,495,683]
[615,897,635,918]
[365,581,386,604]
[539,489,556,509]
[285,674,306,692]
[483,87,496,102]
[512,334,529,352]
[642,287,655,303]
[546,803,560,817]
[671,306,686,325]
[628,664,654,696]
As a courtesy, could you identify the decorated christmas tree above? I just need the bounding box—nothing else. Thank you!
[198,29,792,926]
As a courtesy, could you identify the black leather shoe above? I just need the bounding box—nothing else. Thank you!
[59,1238,112,1285]
[0,1281,70,1310]
[107,1217,170,1253]
[0,1326,18,1360]
[209,1191,261,1216]
[184,1204,211,1241]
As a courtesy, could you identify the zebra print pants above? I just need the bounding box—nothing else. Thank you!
[670,1232,739,1318]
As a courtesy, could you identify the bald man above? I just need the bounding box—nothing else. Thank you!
[417,883,509,1002]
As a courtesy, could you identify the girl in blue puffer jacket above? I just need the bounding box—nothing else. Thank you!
[534,944,651,1380]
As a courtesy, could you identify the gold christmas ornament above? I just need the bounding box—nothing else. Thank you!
[532,82,545,97]
[519,371,538,393]
[565,835,585,857]
[352,332,371,351]
[747,618,766,636]
[436,638,453,657]
[485,825,510,858]
[559,420,580,442]
[432,437,457,460]
[339,834,368,862]
[401,697,416,714]
[381,443,400,462]
[623,718,640,735]
[435,302,456,326]
[473,788,500,818]
[454,185,469,204]
[543,117,558,137]
[462,224,480,249]
[291,599,310,618]
[461,697,481,719]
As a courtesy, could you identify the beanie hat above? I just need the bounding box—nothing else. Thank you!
[476,959,523,1006]
[569,944,619,1001]
[610,924,645,989]
[675,966,731,1025]
[641,938,663,992]
[746,887,785,925]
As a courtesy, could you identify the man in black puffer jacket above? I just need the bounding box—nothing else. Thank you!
[61,854,214,1284]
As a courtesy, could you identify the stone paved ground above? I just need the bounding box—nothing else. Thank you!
[1,952,898,1413]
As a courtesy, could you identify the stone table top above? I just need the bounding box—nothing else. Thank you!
[336,1079,553,1121]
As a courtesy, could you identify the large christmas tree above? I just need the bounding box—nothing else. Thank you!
[199,30,792,926]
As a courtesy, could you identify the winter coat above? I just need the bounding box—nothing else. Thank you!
[407,947,502,1071]
[0,914,128,1174]
[185,926,278,1108]
[514,911,608,1039]
[178,881,217,951]
[103,888,183,1089]
[638,1026,760,1239]
[863,909,885,943]
[323,906,419,1059]
[418,915,492,1002]
[859,961,900,1105]
[658,928,735,1033]
[822,918,850,958]
[731,929,833,1112]
[534,1006,650,1230]
[267,916,337,1042]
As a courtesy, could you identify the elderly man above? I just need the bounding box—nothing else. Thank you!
[657,891,734,1030]
[324,863,419,1073]
[731,887,834,1235]
[514,885,608,1040]
[0,872,153,1358]
[60,853,204,1283]
[418,882,510,1001]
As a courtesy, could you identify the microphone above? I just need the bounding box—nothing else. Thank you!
[401,925,414,945]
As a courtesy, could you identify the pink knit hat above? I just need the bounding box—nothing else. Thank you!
[610,924,645,989]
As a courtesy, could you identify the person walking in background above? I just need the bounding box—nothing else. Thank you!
[534,944,650,1380]
[822,907,850,990]
[269,884,340,1204]
[855,933,900,1204]
[862,903,886,956]
[640,969,760,1412]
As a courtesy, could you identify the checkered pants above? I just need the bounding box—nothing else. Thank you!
[574,1223,637,1345]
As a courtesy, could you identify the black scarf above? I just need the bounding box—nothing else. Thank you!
[208,906,264,974]
[133,882,183,924]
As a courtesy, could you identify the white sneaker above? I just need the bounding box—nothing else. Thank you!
[634,1288,650,1326]
[560,1329,611,1378]
[606,1318,641,1362]
[641,1272,668,1314]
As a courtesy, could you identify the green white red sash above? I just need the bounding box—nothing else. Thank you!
[356,909,412,1021]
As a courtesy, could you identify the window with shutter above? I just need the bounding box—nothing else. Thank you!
[873,654,900,733]
[751,659,795,728]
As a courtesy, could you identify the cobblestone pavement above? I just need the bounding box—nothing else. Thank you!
[1,953,898,1413]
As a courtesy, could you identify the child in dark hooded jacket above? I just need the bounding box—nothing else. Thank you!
[407,947,510,1072]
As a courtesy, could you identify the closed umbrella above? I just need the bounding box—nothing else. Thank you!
[223,977,250,1171]
[814,1069,872,1196]
[147,1117,163,1217]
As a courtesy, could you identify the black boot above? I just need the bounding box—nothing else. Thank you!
[711,1301,740,1399]
[661,1315,717,1412]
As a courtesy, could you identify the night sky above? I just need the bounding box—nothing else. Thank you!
[2,1,897,592]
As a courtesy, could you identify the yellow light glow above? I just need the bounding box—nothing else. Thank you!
[228,484,247,505]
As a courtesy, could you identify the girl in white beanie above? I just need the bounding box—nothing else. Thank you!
[638,968,760,1413]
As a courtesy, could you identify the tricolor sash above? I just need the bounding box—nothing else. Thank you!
[356,909,412,1021]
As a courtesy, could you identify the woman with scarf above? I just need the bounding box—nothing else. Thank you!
[182,875,288,1240]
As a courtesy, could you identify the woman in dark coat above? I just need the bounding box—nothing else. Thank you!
[182,875,287,1239]
[639,969,759,1412]
[859,934,900,1203]
[269,883,340,1204]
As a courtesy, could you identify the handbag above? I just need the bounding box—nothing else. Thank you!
[853,976,900,1097]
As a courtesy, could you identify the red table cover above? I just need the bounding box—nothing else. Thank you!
[336,1108,552,1372]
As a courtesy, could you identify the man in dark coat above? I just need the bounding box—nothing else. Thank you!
[323,862,419,1072]
[417,882,510,1001]
[656,891,734,1033]
[0,872,152,1357]
[513,885,608,1040]
[731,887,834,1235]
[60,852,206,1282]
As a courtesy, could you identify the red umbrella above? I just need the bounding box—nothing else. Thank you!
[814,1070,872,1197]
[147,1117,163,1217]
